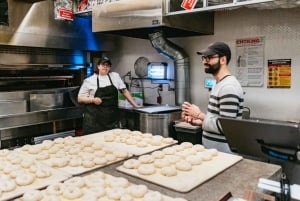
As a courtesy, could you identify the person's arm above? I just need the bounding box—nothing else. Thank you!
[78,96,102,105]
[122,89,141,108]
[112,72,141,108]
[77,77,102,105]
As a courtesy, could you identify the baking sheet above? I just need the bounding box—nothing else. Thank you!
[117,151,243,193]
[0,150,71,201]
[83,129,178,156]
[14,171,187,201]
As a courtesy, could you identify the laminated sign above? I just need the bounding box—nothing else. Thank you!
[54,0,74,21]
[181,0,198,10]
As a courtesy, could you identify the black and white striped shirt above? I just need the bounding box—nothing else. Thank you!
[202,75,244,142]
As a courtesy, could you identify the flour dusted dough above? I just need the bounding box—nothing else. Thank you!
[175,160,192,171]
[15,173,35,186]
[62,186,83,200]
[151,150,165,159]
[127,184,148,198]
[137,164,156,175]
[106,187,126,200]
[153,159,170,168]
[186,155,203,165]
[46,183,64,195]
[160,166,177,177]
[138,154,154,164]
[123,159,140,169]
[22,189,43,201]
[143,191,163,201]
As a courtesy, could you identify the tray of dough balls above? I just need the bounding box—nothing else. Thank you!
[84,129,178,156]
[14,171,188,201]
[16,136,132,176]
[117,142,243,193]
[0,149,71,201]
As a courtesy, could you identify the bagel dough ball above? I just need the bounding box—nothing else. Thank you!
[46,183,64,196]
[127,184,148,198]
[15,173,35,186]
[22,189,43,201]
[151,151,165,159]
[175,160,192,171]
[138,154,154,164]
[123,159,140,169]
[160,166,178,177]
[143,191,163,201]
[62,186,83,200]
[153,159,170,168]
[137,164,156,175]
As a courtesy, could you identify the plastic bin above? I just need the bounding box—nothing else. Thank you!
[174,122,202,144]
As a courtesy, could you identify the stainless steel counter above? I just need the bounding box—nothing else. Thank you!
[100,158,281,201]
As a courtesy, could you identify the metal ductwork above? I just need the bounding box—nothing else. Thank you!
[92,0,214,39]
[149,31,190,105]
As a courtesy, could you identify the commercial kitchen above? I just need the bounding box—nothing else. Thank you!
[0,0,299,200]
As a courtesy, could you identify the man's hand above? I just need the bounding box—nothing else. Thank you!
[182,102,202,119]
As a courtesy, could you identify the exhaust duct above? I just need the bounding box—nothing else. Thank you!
[149,31,190,105]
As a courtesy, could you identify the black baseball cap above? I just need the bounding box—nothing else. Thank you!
[197,42,231,63]
[98,56,112,66]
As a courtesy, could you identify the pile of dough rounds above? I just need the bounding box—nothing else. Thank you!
[103,129,177,147]
[20,171,187,201]
[0,149,55,198]
[19,136,130,170]
[122,142,219,177]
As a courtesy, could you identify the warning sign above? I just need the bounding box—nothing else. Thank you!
[181,0,198,10]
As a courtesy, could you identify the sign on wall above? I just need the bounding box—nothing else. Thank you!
[267,59,291,88]
[54,0,74,21]
[236,37,265,87]
[181,0,198,10]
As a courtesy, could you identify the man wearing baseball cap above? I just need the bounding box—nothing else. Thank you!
[181,42,244,153]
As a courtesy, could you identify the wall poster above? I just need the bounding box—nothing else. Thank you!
[0,0,8,26]
[236,37,265,87]
[267,59,291,88]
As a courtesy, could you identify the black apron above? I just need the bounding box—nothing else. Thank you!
[83,74,119,134]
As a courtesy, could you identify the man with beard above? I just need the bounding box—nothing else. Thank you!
[181,42,244,153]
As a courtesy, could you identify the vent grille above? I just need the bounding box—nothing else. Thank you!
[0,45,83,56]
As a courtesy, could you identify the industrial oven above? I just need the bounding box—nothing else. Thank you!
[0,45,89,149]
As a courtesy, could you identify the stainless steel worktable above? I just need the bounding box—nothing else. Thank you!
[100,158,281,201]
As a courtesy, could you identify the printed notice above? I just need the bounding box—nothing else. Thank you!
[267,59,291,88]
[181,0,198,10]
[236,37,265,87]
[54,0,74,21]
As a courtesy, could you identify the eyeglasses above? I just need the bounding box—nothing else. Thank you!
[201,55,219,62]
[101,63,111,67]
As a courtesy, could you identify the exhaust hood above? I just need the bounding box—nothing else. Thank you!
[92,0,214,39]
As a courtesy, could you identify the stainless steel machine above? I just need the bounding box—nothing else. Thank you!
[0,66,85,149]
[120,105,181,138]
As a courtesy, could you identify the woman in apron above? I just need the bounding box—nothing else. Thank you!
[78,57,141,134]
